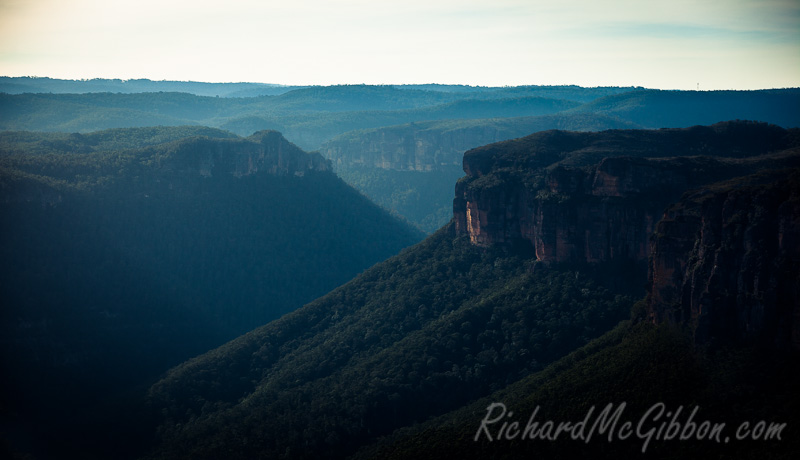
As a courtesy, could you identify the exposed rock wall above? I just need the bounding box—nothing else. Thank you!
[454,158,710,264]
[453,123,800,349]
[319,114,641,172]
[647,170,800,349]
[169,130,330,178]
[321,124,507,172]
[453,122,798,267]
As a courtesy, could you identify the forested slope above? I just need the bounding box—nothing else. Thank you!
[0,127,423,459]
[141,122,799,460]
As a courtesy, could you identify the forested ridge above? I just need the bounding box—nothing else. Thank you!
[3,84,797,152]
[0,127,423,459]
[144,226,637,460]
[355,168,800,460]
[3,82,798,232]
[354,321,800,460]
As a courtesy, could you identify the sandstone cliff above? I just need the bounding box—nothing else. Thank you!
[164,130,329,178]
[321,122,501,171]
[452,121,800,349]
[319,114,639,172]
[0,129,331,204]
[453,122,799,266]
[647,169,800,350]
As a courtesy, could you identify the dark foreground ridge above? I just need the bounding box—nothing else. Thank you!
[0,127,423,459]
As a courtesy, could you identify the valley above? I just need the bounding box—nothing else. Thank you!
[0,80,798,459]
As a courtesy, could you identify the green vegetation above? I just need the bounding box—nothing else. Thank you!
[0,88,591,150]
[0,126,238,157]
[459,121,799,194]
[2,81,799,460]
[144,226,638,459]
[3,84,797,237]
[3,85,796,152]
[334,166,465,233]
[214,95,592,150]
[356,322,800,459]
[569,88,800,129]
[139,121,800,460]
[389,84,645,102]
[0,127,424,459]
[321,113,641,231]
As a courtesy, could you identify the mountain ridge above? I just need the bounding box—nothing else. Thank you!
[454,122,799,265]
[351,167,800,460]
[0,127,423,459]
[137,121,799,460]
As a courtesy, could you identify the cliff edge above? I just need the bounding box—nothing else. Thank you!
[647,169,800,350]
[454,121,799,266]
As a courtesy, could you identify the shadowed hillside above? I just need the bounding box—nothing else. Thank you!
[139,122,799,460]
[0,127,423,459]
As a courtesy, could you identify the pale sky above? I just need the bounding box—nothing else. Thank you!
[0,0,798,90]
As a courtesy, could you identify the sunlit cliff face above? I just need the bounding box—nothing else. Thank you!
[454,160,665,264]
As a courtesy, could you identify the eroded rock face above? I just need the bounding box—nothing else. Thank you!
[453,122,800,349]
[0,130,332,206]
[321,124,507,172]
[453,122,799,267]
[318,114,639,172]
[169,130,330,178]
[454,158,708,265]
[647,170,800,350]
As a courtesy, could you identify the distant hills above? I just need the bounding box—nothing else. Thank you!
[322,113,641,233]
[3,80,798,232]
[0,88,623,150]
[0,77,640,102]
[0,127,423,458]
[2,82,797,151]
[568,88,800,129]
[0,76,305,97]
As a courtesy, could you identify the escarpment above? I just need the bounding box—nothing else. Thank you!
[163,130,330,178]
[320,123,501,171]
[454,121,799,266]
[452,120,800,349]
[319,114,639,172]
[647,169,800,349]
[0,129,331,204]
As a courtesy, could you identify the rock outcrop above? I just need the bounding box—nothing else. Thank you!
[166,130,329,178]
[453,122,799,266]
[0,130,331,205]
[319,114,639,172]
[451,121,800,349]
[647,169,800,350]
[321,123,500,171]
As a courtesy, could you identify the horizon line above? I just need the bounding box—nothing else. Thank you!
[3,75,798,92]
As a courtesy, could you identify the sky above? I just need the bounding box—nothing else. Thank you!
[0,0,797,90]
